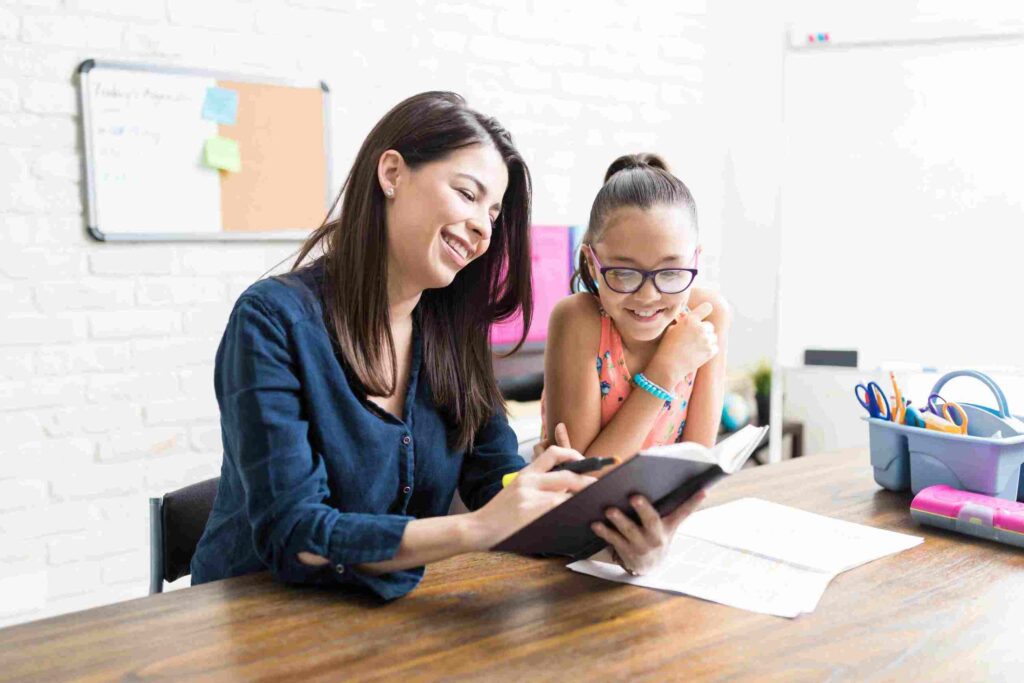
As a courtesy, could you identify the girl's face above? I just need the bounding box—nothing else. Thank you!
[382,143,508,294]
[588,204,699,345]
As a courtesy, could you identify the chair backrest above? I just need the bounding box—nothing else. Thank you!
[151,477,220,591]
[498,372,544,402]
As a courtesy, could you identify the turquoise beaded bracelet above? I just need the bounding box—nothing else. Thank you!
[632,372,675,402]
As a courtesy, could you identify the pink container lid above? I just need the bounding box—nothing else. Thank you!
[912,485,1024,535]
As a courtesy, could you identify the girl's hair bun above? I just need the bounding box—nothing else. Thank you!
[603,152,671,182]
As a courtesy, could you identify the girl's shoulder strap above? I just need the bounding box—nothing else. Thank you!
[595,302,626,366]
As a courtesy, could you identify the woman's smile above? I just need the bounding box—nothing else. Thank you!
[440,227,473,267]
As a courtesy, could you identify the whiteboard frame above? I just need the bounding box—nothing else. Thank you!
[771,23,1024,463]
[77,59,333,242]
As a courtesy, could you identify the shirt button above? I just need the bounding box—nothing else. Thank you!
[402,485,411,494]
[402,435,411,445]
[334,564,345,574]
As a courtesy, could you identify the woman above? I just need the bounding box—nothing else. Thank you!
[191,92,696,598]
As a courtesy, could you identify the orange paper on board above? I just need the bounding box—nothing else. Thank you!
[217,80,327,233]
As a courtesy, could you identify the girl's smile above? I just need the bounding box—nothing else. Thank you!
[625,307,667,323]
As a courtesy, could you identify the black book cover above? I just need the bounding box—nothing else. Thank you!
[493,426,769,559]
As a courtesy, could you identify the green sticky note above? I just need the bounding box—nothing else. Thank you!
[203,136,241,173]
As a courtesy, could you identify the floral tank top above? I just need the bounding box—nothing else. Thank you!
[595,307,695,449]
[540,304,695,450]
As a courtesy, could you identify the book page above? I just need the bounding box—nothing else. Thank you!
[713,425,768,472]
[639,424,768,473]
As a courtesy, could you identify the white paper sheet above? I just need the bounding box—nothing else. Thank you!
[677,498,924,574]
[568,498,922,618]
[570,540,836,618]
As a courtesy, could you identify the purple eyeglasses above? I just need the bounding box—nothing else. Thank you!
[586,245,699,294]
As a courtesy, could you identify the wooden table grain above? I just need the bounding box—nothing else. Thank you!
[4,449,1024,682]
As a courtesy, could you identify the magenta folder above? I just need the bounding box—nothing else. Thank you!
[491,225,570,346]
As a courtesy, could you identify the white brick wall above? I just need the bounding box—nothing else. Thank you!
[0,0,714,627]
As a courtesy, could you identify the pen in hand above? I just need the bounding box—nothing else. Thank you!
[551,457,619,474]
[502,424,616,488]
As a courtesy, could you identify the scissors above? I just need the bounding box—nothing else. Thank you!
[855,381,891,420]
[923,394,969,435]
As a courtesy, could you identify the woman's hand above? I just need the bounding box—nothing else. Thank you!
[590,489,708,576]
[471,423,594,549]
[646,302,718,387]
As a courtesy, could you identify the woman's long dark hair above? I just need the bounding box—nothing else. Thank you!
[293,92,532,451]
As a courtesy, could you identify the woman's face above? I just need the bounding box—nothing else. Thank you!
[382,143,508,294]
[588,204,699,345]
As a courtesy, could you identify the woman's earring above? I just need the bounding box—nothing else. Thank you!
[385,187,395,198]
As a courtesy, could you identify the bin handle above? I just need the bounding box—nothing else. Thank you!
[928,370,1011,418]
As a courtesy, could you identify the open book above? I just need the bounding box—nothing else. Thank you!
[493,425,769,559]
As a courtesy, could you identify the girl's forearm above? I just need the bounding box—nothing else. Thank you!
[582,383,671,458]
[682,309,730,448]
[680,365,724,448]
[586,344,724,457]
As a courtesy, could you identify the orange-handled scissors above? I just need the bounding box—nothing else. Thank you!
[924,394,969,435]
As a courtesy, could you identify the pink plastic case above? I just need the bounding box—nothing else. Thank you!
[910,485,1024,547]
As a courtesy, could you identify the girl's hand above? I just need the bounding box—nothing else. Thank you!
[590,489,708,576]
[472,423,595,548]
[647,302,718,387]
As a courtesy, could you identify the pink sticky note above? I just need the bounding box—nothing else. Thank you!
[491,225,570,346]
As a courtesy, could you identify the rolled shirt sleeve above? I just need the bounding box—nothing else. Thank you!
[458,407,526,511]
[220,296,420,599]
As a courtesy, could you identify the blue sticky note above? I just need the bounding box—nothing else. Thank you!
[202,87,239,125]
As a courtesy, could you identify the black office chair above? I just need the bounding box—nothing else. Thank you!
[497,372,544,402]
[148,477,220,594]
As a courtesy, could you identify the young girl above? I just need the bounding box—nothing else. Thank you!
[543,153,730,574]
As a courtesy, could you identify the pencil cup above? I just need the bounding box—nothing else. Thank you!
[907,429,1024,500]
[866,418,1024,500]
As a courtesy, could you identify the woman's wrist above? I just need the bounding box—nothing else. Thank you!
[460,510,496,552]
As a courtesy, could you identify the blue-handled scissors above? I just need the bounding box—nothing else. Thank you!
[855,381,891,420]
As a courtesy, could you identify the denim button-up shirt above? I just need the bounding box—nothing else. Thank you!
[191,262,525,600]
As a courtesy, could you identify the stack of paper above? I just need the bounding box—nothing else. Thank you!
[568,498,922,618]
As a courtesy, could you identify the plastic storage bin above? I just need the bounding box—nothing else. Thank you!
[868,370,1024,500]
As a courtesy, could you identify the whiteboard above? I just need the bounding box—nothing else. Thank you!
[779,38,1024,371]
[78,61,331,241]
[86,69,223,236]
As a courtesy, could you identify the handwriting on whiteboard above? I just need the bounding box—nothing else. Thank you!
[87,70,223,234]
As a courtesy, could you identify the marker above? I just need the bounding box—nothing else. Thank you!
[552,457,618,474]
[501,457,620,488]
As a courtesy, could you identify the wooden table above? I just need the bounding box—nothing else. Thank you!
[4,450,1024,682]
